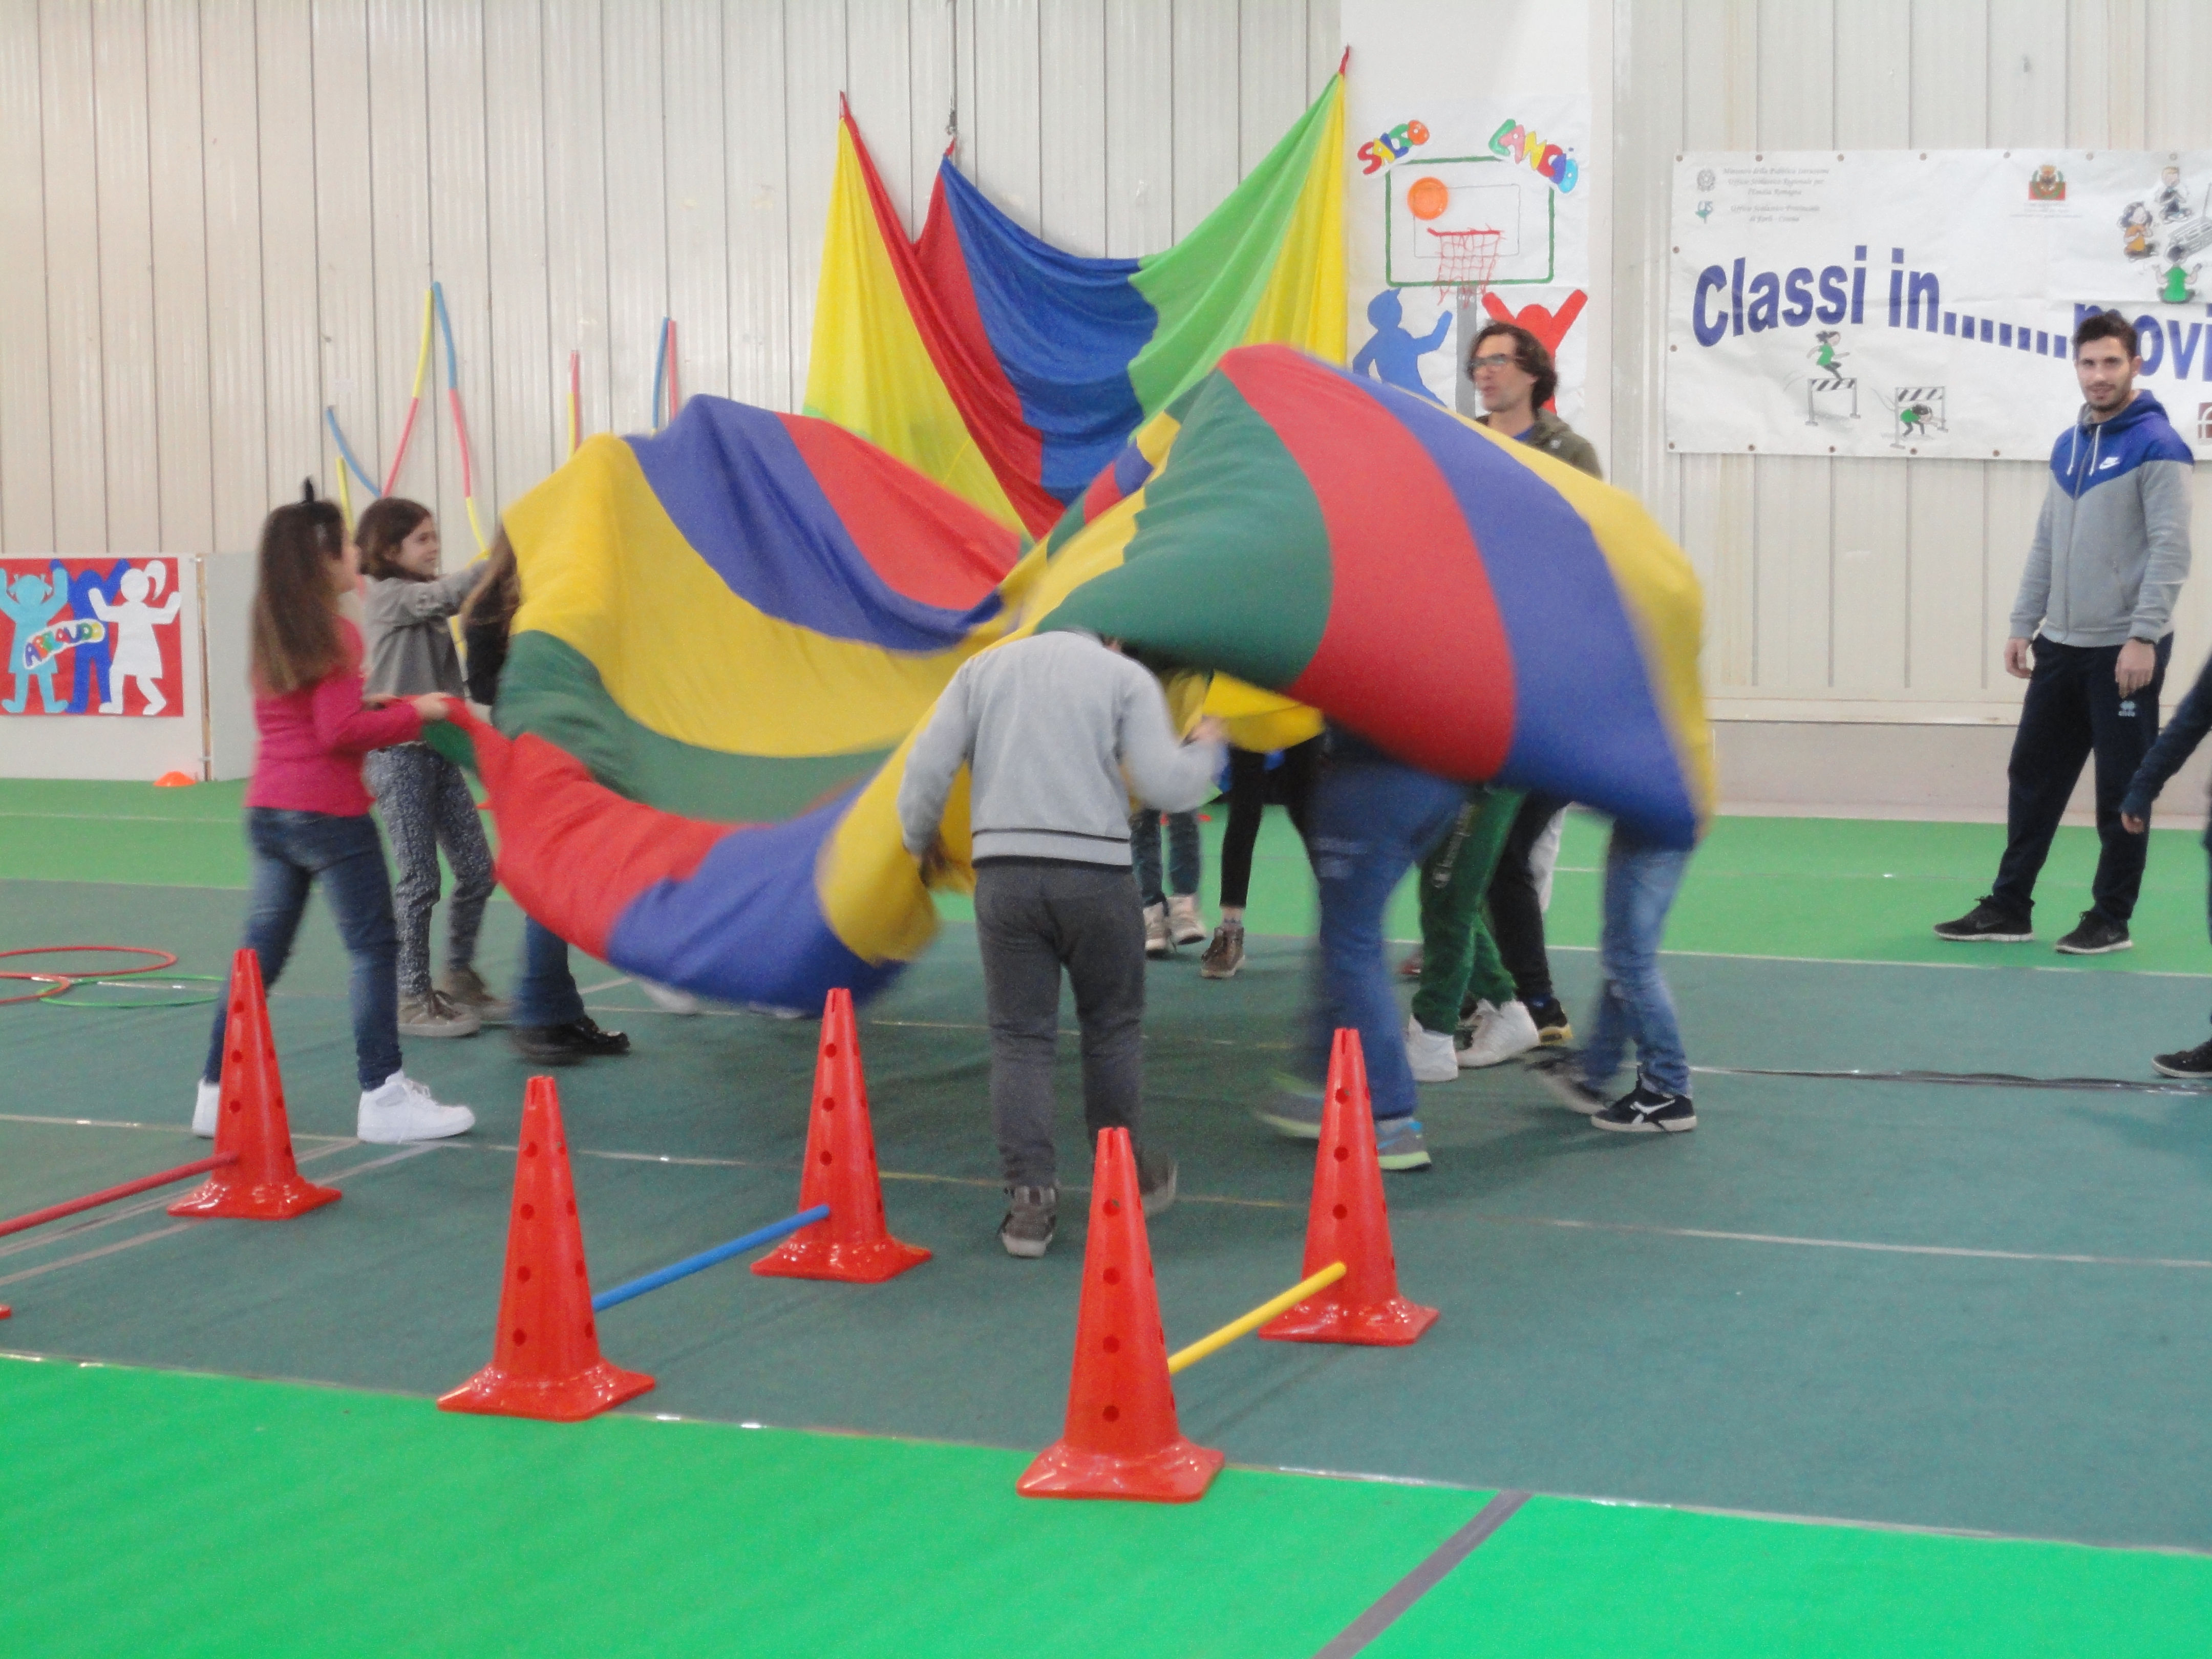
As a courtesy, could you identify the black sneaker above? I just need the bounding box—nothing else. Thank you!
[2153,1039,2212,1079]
[508,1016,632,1066]
[1933,899,2032,942]
[1525,998,1574,1046]
[999,1184,1057,1258]
[2054,910,2131,955]
[1591,1083,1697,1134]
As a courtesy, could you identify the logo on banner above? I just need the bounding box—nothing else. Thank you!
[2028,164,2066,201]
[2198,403,2212,443]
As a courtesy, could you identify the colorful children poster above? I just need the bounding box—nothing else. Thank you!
[1667,149,2212,459]
[1343,0,1593,421]
[0,557,185,717]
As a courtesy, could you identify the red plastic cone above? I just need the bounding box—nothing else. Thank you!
[168,949,341,1221]
[752,988,930,1284]
[1018,1128,1224,1503]
[1261,1028,1439,1347]
[438,1077,654,1422]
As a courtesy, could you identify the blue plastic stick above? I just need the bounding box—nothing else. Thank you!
[432,281,459,388]
[323,407,380,497]
[649,316,670,429]
[591,1204,831,1312]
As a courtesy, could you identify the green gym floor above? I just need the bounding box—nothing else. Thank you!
[6,778,2212,1655]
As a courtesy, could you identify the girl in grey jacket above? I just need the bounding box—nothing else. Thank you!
[358,498,505,1037]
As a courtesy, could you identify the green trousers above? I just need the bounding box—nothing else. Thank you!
[1410,786,1524,1034]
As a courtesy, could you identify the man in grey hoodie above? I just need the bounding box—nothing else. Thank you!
[1937,311,2195,954]
[899,628,1226,1258]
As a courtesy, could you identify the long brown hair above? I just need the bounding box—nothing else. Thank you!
[249,485,349,695]
[459,528,521,640]
[355,496,433,581]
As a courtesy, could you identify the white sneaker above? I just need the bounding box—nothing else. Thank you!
[1405,1014,1459,1083]
[637,979,701,1015]
[356,1071,476,1144]
[1459,999,1541,1069]
[1167,893,1207,945]
[192,1078,220,1138]
[1143,903,1173,959]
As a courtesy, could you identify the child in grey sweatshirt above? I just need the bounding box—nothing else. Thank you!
[898,628,1225,1258]
[356,498,504,1037]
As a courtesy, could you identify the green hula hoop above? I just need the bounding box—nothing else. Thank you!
[45,974,225,1010]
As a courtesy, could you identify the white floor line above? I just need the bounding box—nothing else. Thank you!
[576,975,632,995]
[1481,1213,2212,1270]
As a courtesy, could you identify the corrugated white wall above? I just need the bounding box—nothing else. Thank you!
[1613,0,2212,721]
[0,0,1342,563]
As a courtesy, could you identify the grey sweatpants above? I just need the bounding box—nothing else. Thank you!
[365,743,496,998]
[973,859,1146,1187]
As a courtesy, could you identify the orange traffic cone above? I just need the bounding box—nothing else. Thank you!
[438,1077,654,1422]
[752,988,930,1284]
[1261,1028,1438,1347]
[1018,1128,1224,1503]
[168,949,341,1221]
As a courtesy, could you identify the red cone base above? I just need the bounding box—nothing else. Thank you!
[438,1077,653,1422]
[1262,1028,1438,1348]
[1016,1437,1225,1503]
[1018,1128,1223,1503]
[169,949,339,1221]
[753,988,929,1284]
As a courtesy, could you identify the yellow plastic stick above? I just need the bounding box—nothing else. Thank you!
[1166,1261,1346,1375]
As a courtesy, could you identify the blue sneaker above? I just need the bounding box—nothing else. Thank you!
[1372,1115,1431,1171]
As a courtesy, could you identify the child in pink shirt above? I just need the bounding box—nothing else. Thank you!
[193,485,475,1144]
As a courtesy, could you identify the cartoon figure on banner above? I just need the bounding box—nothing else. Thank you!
[90,563,182,715]
[1352,290,1452,404]
[1787,330,1859,427]
[2120,202,2157,262]
[1,562,70,714]
[65,559,126,713]
[2156,166,2189,223]
[1881,387,1947,449]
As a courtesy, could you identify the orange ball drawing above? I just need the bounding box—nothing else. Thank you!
[1406,175,1450,221]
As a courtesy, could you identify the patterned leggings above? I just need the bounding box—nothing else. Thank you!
[365,744,496,998]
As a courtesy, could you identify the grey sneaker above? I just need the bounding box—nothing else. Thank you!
[397,989,481,1038]
[1525,1049,1605,1114]
[1199,920,1246,980]
[999,1185,1057,1258]
[437,965,512,1025]
[1254,1078,1326,1140]
[1143,903,1173,959]
[1373,1115,1431,1171]
[1137,1148,1178,1218]
[1167,893,1207,945]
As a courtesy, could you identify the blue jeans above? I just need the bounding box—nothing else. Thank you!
[1580,828,1693,1098]
[514,916,584,1028]
[1303,750,1465,1122]
[1130,809,1202,908]
[203,810,401,1092]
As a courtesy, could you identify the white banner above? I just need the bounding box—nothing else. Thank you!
[1344,2,1591,422]
[1668,150,2212,459]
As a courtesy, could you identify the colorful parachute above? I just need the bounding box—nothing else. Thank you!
[804,70,1345,537]
[457,347,1711,1012]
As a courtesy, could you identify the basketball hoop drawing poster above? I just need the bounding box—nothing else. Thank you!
[0,557,184,718]
[1345,87,1592,414]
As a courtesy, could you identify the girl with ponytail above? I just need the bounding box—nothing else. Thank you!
[192,483,476,1145]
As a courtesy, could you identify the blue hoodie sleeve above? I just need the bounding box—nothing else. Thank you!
[2122,649,2212,821]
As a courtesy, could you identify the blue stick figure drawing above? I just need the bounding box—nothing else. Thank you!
[1351,290,1452,405]
[66,560,126,713]
[2,562,71,714]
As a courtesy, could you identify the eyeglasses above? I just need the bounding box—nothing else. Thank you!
[1469,354,1518,371]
